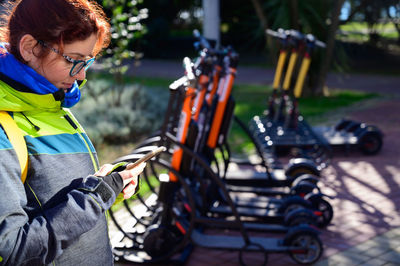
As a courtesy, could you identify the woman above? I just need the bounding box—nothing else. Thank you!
[0,0,145,265]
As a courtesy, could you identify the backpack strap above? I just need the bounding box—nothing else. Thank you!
[0,111,28,183]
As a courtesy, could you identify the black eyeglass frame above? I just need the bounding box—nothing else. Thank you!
[37,40,95,77]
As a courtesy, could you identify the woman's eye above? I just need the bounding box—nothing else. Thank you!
[64,58,74,65]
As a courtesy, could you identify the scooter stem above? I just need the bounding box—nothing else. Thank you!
[294,53,312,98]
[272,50,288,90]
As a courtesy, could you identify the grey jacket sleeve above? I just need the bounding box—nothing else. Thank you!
[0,149,117,265]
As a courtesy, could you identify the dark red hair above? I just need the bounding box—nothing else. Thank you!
[0,0,110,61]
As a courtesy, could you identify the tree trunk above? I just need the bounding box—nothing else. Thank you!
[202,0,221,48]
[386,6,400,44]
[315,0,346,95]
[290,0,300,30]
[250,0,277,63]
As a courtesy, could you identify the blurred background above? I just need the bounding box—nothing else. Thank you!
[1,0,399,163]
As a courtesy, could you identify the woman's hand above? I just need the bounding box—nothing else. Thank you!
[95,162,146,199]
[118,162,146,199]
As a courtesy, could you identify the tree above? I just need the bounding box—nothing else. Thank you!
[343,0,400,44]
[93,0,147,105]
[385,1,400,44]
[250,0,277,62]
[316,0,346,95]
[74,1,167,145]
[248,0,337,95]
[136,0,197,58]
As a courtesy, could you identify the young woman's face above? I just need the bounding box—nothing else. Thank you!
[30,34,97,92]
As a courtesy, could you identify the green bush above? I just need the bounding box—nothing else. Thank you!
[73,79,168,145]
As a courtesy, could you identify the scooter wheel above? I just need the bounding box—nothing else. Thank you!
[142,224,179,258]
[311,197,334,228]
[290,181,320,197]
[291,174,320,187]
[278,196,312,215]
[284,208,317,227]
[359,131,382,155]
[287,232,323,265]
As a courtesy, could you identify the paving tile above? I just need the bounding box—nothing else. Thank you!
[356,257,390,266]
[377,250,400,263]
[370,236,400,247]
[316,257,356,266]
[262,254,293,266]
[383,228,400,238]
[322,246,342,257]
[347,240,380,252]
[360,245,393,257]
[324,251,369,265]
[216,250,241,263]
[314,260,337,266]
[346,233,380,246]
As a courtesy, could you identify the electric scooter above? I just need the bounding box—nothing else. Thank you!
[110,68,325,266]
[253,29,383,158]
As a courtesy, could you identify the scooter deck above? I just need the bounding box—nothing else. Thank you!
[223,167,291,187]
[243,222,288,232]
[226,184,291,196]
[210,204,282,221]
[191,229,286,251]
[229,192,283,206]
[313,126,358,146]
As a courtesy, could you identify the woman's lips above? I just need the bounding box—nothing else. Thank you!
[63,83,73,88]
[62,83,73,92]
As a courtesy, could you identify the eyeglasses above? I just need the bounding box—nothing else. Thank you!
[37,40,95,77]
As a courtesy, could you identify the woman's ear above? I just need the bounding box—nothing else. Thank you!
[19,34,38,62]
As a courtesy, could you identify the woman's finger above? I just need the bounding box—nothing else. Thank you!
[123,181,137,199]
[94,164,113,176]
[129,162,146,175]
[119,162,146,181]
[122,177,134,187]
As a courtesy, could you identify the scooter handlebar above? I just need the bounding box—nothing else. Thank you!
[306,34,326,48]
[267,28,326,49]
[183,57,195,82]
[168,58,196,90]
[193,29,212,50]
[266,28,287,39]
[169,76,188,90]
[315,40,326,48]
[286,29,304,41]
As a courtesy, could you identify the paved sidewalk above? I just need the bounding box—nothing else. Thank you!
[110,59,400,265]
[316,227,400,266]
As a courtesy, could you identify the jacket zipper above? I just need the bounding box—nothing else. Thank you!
[62,110,99,172]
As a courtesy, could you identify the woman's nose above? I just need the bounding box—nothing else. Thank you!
[75,67,87,81]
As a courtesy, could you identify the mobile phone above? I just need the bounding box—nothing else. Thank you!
[125,146,166,170]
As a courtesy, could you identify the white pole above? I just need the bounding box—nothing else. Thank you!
[202,0,220,48]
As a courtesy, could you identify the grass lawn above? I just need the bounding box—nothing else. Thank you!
[339,22,399,40]
[232,83,377,123]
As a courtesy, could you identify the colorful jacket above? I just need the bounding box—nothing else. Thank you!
[0,75,116,265]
